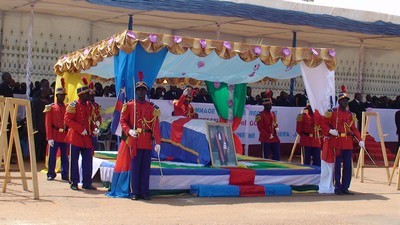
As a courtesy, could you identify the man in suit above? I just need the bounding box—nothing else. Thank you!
[348,93,365,132]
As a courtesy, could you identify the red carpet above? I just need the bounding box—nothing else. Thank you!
[353,135,396,166]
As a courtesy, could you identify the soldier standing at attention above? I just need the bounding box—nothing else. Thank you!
[64,77,97,191]
[120,72,161,201]
[45,78,69,181]
[296,103,321,167]
[256,90,281,160]
[322,86,365,195]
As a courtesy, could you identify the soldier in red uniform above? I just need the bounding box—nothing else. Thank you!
[173,86,198,118]
[44,78,69,181]
[321,86,365,195]
[120,73,161,201]
[64,77,97,191]
[296,103,321,166]
[88,82,102,150]
[256,90,281,160]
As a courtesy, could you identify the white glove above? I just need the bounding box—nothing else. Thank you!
[81,129,88,135]
[154,144,161,154]
[93,128,100,135]
[128,129,137,137]
[183,88,188,96]
[329,129,339,136]
[359,141,365,149]
[48,140,54,147]
[95,121,100,127]
[275,127,280,133]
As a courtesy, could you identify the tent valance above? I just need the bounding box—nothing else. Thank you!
[54,30,337,76]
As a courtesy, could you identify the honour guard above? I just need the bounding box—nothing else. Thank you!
[173,86,198,118]
[321,85,365,195]
[296,103,321,166]
[256,90,281,160]
[44,77,69,181]
[64,77,97,191]
[88,82,102,150]
[120,71,161,201]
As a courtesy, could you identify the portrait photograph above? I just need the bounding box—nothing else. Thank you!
[206,122,237,167]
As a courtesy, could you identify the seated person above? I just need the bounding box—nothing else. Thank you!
[173,86,198,118]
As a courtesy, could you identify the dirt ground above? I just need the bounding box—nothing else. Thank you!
[0,160,399,225]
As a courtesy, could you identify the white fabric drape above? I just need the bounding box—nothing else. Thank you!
[301,62,335,194]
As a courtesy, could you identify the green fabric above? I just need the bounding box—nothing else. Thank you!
[205,81,229,119]
[205,81,246,127]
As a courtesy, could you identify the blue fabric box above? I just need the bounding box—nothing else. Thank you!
[262,184,292,196]
[190,184,240,197]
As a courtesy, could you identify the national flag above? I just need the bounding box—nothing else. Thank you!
[111,88,126,136]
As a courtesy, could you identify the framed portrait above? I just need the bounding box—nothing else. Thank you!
[206,122,237,167]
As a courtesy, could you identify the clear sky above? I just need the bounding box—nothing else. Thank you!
[288,0,400,16]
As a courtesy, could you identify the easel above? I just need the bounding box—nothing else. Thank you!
[388,146,400,190]
[0,97,39,199]
[355,111,390,183]
[0,97,6,168]
[288,134,304,164]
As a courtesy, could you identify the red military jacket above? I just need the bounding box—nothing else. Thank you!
[173,94,196,118]
[64,99,93,148]
[296,111,321,148]
[120,100,161,150]
[322,108,361,150]
[256,110,280,143]
[44,103,67,143]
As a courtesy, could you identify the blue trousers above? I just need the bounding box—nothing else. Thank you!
[70,145,93,187]
[334,149,353,191]
[47,142,69,179]
[304,146,321,167]
[130,149,152,197]
[262,142,280,161]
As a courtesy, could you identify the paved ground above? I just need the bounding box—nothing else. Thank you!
[0,161,399,225]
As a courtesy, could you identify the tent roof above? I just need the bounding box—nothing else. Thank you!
[54,30,337,77]
[1,0,400,50]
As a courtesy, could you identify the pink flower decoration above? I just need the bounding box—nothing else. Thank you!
[126,31,136,39]
[149,34,157,43]
[253,46,262,55]
[174,36,182,44]
[311,48,319,56]
[248,72,255,77]
[214,82,220,89]
[254,64,260,70]
[328,49,336,57]
[282,47,291,56]
[228,99,234,107]
[228,84,234,91]
[83,48,89,55]
[223,41,232,50]
[107,37,114,45]
[197,61,205,68]
[199,39,207,49]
